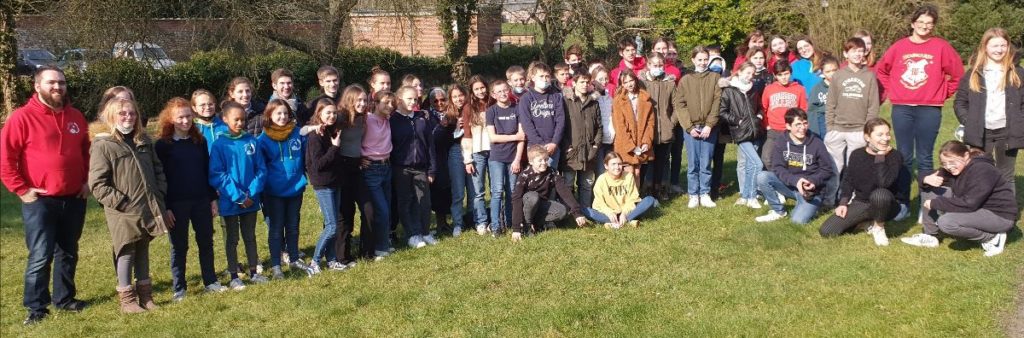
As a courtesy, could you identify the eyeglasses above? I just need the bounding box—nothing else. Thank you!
[117,111,138,117]
[941,159,963,169]
[914,20,935,27]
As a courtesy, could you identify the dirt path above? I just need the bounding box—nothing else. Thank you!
[1006,269,1024,338]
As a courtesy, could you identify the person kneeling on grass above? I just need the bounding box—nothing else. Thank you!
[510,145,587,242]
[583,152,659,229]
[755,108,833,224]
[900,140,1018,257]
[819,118,908,246]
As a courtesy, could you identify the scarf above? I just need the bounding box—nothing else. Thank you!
[729,76,753,93]
[264,122,295,142]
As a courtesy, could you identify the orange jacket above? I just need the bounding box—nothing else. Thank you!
[611,90,655,165]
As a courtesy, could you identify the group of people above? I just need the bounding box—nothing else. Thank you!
[1,3,1019,324]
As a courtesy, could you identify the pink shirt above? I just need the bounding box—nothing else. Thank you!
[361,113,392,160]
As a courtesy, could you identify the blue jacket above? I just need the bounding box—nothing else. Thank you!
[195,117,227,153]
[257,127,307,197]
[790,58,822,98]
[209,132,266,216]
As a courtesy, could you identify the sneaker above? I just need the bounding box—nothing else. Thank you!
[408,235,426,249]
[255,264,264,275]
[307,262,322,276]
[900,233,939,248]
[628,220,640,227]
[204,282,228,293]
[228,278,246,290]
[373,250,389,261]
[734,198,748,206]
[327,261,348,271]
[23,311,47,325]
[172,290,186,302]
[755,210,787,222]
[289,258,309,271]
[687,195,699,208]
[271,266,284,280]
[746,199,762,209]
[699,194,716,208]
[777,192,786,204]
[981,233,1007,257]
[452,226,462,238]
[866,225,890,246]
[670,185,685,194]
[422,234,439,246]
[892,203,910,221]
[475,224,487,235]
[250,274,269,284]
[281,252,291,265]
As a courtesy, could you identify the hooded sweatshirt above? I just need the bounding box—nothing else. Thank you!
[762,82,808,131]
[826,66,881,132]
[609,56,647,91]
[1,94,90,197]
[931,155,1018,221]
[209,131,266,217]
[791,57,822,97]
[875,36,963,106]
[517,86,566,147]
[257,126,307,197]
[195,116,227,153]
[769,131,833,190]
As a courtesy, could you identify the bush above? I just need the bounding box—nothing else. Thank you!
[946,0,1024,60]
[466,45,543,80]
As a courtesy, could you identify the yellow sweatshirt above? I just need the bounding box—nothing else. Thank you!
[592,172,641,215]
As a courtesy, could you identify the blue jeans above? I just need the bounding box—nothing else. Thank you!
[448,145,471,229]
[583,196,658,223]
[563,169,596,208]
[167,198,217,292]
[469,152,490,226]
[363,162,393,253]
[736,142,763,199]
[22,196,86,313]
[488,160,518,232]
[757,171,822,224]
[312,188,340,263]
[595,143,613,175]
[891,105,942,177]
[264,193,303,267]
[684,128,718,195]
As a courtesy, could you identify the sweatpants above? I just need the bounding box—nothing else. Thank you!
[921,187,1015,242]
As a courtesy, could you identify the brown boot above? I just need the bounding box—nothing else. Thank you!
[116,286,146,314]
[136,279,158,310]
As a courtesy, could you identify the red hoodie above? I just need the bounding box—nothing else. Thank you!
[875,37,963,106]
[608,56,647,95]
[1,94,90,197]
[761,82,808,131]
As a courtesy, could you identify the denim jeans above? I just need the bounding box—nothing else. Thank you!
[469,152,490,226]
[562,169,596,208]
[757,171,822,224]
[891,105,942,177]
[670,127,685,186]
[167,198,217,292]
[312,188,340,264]
[595,143,614,176]
[684,128,718,195]
[363,162,393,253]
[21,196,86,313]
[736,142,763,200]
[264,193,303,267]
[488,160,518,232]
[583,196,658,223]
[448,144,470,229]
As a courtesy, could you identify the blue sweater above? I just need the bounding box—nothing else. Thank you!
[390,110,437,176]
[209,132,266,216]
[155,137,217,204]
[517,87,565,146]
[195,117,227,153]
[790,58,822,98]
[257,127,307,197]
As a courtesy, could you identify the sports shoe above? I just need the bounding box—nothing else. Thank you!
[866,225,889,246]
[777,192,786,204]
[628,220,639,227]
[289,258,310,272]
[734,198,747,206]
[204,282,228,293]
[327,261,348,271]
[476,224,487,235]
[228,278,246,290]
[700,194,716,208]
[271,266,284,280]
[255,264,264,275]
[171,290,186,302]
[746,198,762,209]
[452,226,462,237]
[687,195,699,208]
[422,234,439,246]
[408,235,426,249]
[892,203,910,221]
[250,274,269,284]
[755,210,787,222]
[900,233,939,248]
[307,262,322,276]
[981,233,1007,257]
[373,250,390,261]
[23,311,47,325]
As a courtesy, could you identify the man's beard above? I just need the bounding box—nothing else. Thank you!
[39,90,65,109]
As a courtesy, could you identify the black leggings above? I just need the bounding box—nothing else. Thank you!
[819,189,899,237]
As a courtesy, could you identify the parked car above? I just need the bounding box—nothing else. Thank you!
[112,42,176,70]
[16,49,56,75]
[57,48,108,72]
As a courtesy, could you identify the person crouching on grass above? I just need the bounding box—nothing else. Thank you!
[584,152,658,229]
[754,108,833,224]
[510,145,586,242]
[88,98,169,313]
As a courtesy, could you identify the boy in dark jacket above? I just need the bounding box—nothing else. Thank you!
[268,68,311,127]
[560,72,603,207]
[511,145,587,242]
[755,108,833,224]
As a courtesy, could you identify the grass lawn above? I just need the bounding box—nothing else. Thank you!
[1,102,1022,336]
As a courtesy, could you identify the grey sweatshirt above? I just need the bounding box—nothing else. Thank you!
[826,66,880,132]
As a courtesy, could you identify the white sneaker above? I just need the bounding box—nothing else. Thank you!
[204,282,228,293]
[900,233,939,248]
[250,273,269,284]
[373,250,389,261]
[777,192,786,204]
[699,194,716,208]
[228,278,246,290]
[981,233,1007,257]
[866,225,889,246]
[306,262,322,276]
[408,235,426,249]
[734,198,748,206]
[452,226,462,238]
[327,261,348,271]
[255,264,264,275]
[746,198,762,209]
[687,195,699,209]
[172,290,186,302]
[422,234,439,246]
[270,266,284,280]
[755,210,787,222]
[476,223,488,235]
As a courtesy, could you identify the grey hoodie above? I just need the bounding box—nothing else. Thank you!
[826,66,880,132]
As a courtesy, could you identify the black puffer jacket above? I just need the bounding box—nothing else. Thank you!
[953,65,1024,150]
[718,85,762,144]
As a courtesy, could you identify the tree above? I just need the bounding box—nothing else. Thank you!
[946,0,1024,60]
[651,0,754,50]
[436,0,477,62]
[2,1,16,120]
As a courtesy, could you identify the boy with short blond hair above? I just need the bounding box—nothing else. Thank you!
[510,145,586,242]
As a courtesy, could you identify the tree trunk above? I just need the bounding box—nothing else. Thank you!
[1,4,16,123]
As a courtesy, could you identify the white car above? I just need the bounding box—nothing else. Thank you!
[112,42,176,70]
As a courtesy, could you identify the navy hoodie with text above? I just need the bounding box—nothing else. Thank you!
[516,86,566,147]
[769,131,834,191]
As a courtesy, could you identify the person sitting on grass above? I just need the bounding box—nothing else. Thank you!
[755,108,833,224]
[818,118,907,246]
[900,140,1018,257]
[510,145,586,242]
[584,152,659,229]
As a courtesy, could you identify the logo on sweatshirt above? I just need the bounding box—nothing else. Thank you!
[900,54,933,90]
[529,100,555,118]
[290,139,301,151]
[67,122,80,134]
[244,142,256,156]
[769,92,798,109]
